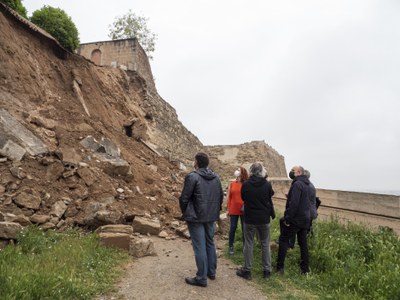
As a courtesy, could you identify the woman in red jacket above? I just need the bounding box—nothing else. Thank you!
[227,166,249,255]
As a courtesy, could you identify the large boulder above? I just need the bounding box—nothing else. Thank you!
[132,217,161,235]
[13,192,41,210]
[96,224,133,235]
[98,232,131,250]
[129,236,156,258]
[0,222,23,239]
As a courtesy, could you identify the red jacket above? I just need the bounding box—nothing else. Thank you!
[227,181,244,215]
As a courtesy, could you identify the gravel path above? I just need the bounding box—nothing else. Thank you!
[100,237,267,300]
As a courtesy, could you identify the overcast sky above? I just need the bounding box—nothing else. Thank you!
[23,0,400,194]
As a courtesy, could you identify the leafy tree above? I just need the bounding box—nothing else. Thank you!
[0,0,27,18]
[109,10,157,59]
[30,5,79,52]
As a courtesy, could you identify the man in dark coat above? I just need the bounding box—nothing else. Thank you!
[179,152,223,287]
[276,165,311,274]
[236,162,275,280]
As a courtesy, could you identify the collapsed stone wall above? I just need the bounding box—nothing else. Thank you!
[205,141,287,181]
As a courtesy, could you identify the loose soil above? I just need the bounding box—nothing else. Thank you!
[99,237,267,300]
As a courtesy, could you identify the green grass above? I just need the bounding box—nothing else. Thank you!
[0,226,129,300]
[227,215,400,300]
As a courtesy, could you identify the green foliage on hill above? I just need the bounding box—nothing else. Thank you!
[228,216,400,299]
[0,227,129,299]
[30,5,80,52]
[0,0,27,18]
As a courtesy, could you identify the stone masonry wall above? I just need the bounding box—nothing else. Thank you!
[77,39,155,90]
[205,141,287,181]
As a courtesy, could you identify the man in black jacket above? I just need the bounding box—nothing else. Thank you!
[276,165,311,274]
[179,152,223,287]
[236,162,275,280]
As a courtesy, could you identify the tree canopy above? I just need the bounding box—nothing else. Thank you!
[0,0,27,18]
[108,10,157,60]
[30,5,80,52]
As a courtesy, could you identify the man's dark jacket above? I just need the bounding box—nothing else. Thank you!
[179,168,223,223]
[284,175,311,228]
[241,175,275,225]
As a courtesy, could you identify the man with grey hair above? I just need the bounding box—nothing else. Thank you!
[276,165,311,274]
[236,162,275,280]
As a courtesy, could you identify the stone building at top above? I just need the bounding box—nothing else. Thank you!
[77,38,155,90]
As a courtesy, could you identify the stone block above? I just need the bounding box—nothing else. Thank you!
[80,135,101,152]
[77,167,96,186]
[96,224,133,235]
[0,135,26,161]
[11,215,32,226]
[30,214,50,224]
[0,109,48,156]
[13,192,41,210]
[98,232,131,250]
[100,137,120,158]
[0,222,23,239]
[129,236,156,257]
[98,156,131,177]
[132,216,161,235]
[50,201,67,218]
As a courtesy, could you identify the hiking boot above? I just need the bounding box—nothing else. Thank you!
[263,271,271,279]
[228,246,234,256]
[236,268,252,280]
[207,274,216,280]
[185,277,207,287]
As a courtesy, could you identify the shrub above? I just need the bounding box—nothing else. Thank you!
[30,5,80,51]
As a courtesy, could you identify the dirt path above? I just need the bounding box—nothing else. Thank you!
[99,237,267,300]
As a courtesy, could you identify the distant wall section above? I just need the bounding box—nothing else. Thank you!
[205,141,287,180]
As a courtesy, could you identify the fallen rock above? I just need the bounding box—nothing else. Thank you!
[0,136,26,161]
[129,236,156,257]
[77,167,96,186]
[13,192,41,210]
[132,216,161,235]
[46,161,64,181]
[50,201,67,218]
[40,222,56,230]
[12,215,32,226]
[98,232,131,250]
[175,225,190,239]
[96,224,134,235]
[0,221,23,239]
[30,214,50,224]
[158,230,169,238]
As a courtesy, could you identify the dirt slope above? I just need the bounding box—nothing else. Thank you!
[0,5,185,230]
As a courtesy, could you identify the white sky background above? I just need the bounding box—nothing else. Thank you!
[23,0,400,194]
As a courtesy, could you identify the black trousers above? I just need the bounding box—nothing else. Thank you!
[277,218,309,273]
